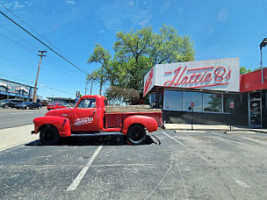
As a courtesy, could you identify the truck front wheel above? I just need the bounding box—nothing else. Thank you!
[40,126,60,145]
[126,124,146,145]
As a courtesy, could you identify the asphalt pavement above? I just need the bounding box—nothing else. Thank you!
[0,108,47,129]
[1,130,267,200]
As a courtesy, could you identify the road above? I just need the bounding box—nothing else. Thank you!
[1,130,267,200]
[0,108,47,129]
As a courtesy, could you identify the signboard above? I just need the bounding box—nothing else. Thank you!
[229,102,235,109]
[143,57,240,96]
[191,101,195,108]
[143,67,155,96]
[240,68,267,92]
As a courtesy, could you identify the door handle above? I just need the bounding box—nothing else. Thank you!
[90,110,96,117]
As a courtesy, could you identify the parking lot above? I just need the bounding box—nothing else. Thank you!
[1,130,267,200]
[0,108,47,129]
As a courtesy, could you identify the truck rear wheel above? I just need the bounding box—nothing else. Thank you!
[126,124,146,145]
[40,126,60,145]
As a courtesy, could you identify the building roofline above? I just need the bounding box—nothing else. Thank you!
[0,78,34,88]
[47,97,75,100]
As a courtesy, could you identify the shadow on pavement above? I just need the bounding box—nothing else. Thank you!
[25,135,160,146]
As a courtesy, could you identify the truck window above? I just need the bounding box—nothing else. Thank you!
[77,98,96,108]
[104,99,108,106]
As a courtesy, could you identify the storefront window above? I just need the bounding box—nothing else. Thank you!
[149,93,157,108]
[164,90,183,110]
[204,93,222,112]
[223,93,241,113]
[163,89,241,113]
[183,91,202,111]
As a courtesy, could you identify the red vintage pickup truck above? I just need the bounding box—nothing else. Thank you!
[32,95,163,145]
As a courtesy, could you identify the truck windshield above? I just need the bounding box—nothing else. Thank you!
[77,98,95,108]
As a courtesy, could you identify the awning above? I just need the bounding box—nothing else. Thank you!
[15,87,29,93]
[0,82,11,90]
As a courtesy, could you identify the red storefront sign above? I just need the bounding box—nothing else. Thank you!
[240,68,267,92]
[143,68,154,96]
[164,66,231,88]
[143,58,240,96]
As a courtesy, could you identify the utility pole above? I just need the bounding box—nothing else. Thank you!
[90,80,94,95]
[33,50,46,102]
[85,81,89,95]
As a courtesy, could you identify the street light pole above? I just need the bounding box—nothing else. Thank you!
[260,38,267,83]
[33,50,46,102]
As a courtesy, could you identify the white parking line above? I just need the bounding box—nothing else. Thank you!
[162,131,212,164]
[232,177,250,188]
[67,145,103,191]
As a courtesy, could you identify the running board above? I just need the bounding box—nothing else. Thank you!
[70,132,124,137]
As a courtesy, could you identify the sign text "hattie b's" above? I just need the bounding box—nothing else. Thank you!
[164,66,231,88]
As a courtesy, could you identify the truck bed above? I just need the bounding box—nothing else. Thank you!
[104,105,163,129]
[106,105,161,113]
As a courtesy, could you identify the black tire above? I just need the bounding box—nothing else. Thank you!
[40,126,60,145]
[126,124,146,145]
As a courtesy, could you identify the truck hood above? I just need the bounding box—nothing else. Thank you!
[45,108,72,117]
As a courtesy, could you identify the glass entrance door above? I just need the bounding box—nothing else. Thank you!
[249,100,262,128]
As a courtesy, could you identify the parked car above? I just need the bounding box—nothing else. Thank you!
[0,99,23,109]
[15,102,42,109]
[47,103,66,111]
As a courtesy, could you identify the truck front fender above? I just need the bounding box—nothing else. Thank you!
[33,116,71,137]
[121,115,158,135]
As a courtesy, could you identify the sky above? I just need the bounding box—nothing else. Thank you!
[0,0,267,99]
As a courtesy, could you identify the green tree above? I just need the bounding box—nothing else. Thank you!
[87,44,111,95]
[240,66,252,75]
[150,24,194,65]
[112,27,153,90]
[88,25,195,99]
[105,86,139,105]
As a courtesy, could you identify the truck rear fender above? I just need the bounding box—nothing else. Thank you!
[121,115,158,135]
[33,116,71,137]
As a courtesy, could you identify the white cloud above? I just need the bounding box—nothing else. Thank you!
[207,25,215,35]
[160,1,171,15]
[129,0,134,6]
[0,0,35,10]
[13,1,24,9]
[177,7,183,15]
[97,2,152,31]
[217,8,228,23]
[98,29,105,34]
[66,0,76,5]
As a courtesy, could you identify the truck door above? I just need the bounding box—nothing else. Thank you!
[70,98,98,132]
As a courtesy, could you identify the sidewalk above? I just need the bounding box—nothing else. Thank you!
[164,123,267,134]
[0,125,38,152]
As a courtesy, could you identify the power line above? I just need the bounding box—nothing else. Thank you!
[42,85,74,96]
[0,72,34,85]
[0,9,87,75]
[0,2,60,51]
[0,23,39,51]
[0,31,36,54]
[0,72,74,96]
